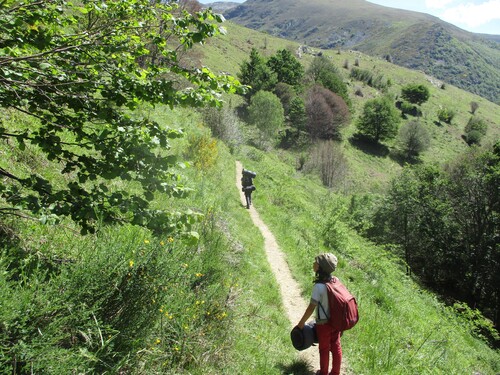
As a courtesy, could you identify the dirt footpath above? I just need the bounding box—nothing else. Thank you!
[236,161,319,372]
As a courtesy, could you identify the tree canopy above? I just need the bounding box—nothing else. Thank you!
[401,84,430,105]
[237,48,277,99]
[266,48,304,86]
[356,96,401,143]
[0,0,242,235]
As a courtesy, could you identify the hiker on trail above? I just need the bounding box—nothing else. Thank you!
[297,253,342,375]
[241,168,256,209]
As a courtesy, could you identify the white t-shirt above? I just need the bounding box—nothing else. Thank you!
[311,282,329,324]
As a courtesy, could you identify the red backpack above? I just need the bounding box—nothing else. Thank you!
[319,277,359,331]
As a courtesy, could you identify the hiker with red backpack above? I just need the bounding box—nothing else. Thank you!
[296,253,358,375]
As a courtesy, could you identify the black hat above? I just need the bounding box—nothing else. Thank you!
[290,323,317,351]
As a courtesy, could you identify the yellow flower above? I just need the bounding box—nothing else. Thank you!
[155,338,161,344]
[195,273,203,277]
[160,241,165,246]
[182,263,188,268]
[144,239,150,244]
[167,236,174,243]
[129,260,134,268]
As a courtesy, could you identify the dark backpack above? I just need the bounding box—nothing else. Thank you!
[319,277,359,331]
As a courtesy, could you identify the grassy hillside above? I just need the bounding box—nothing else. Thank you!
[201,21,500,193]
[236,145,500,374]
[224,0,500,103]
[1,10,499,375]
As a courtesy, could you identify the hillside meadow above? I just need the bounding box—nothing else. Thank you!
[201,21,499,192]
[1,11,499,375]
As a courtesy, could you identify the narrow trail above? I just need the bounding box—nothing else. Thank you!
[235,161,319,372]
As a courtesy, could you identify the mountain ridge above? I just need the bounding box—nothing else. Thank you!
[223,0,500,103]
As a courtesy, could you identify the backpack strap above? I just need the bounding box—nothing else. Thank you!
[317,277,337,320]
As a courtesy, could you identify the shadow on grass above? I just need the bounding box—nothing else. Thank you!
[389,149,424,167]
[348,133,389,158]
[277,357,316,375]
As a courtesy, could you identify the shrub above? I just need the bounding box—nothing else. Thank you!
[465,130,483,145]
[187,130,219,172]
[303,140,349,189]
[464,116,488,136]
[401,84,430,105]
[437,107,455,124]
[350,67,388,91]
[398,120,431,159]
[202,106,242,153]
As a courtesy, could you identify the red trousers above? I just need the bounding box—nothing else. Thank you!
[315,324,342,375]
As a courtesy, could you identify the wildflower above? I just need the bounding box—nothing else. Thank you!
[160,241,165,246]
[195,272,203,277]
[182,263,188,268]
[167,236,174,243]
[174,346,180,351]
[155,338,161,344]
[129,260,134,268]
[144,239,150,244]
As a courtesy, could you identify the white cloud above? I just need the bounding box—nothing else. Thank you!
[441,1,500,28]
[425,0,456,9]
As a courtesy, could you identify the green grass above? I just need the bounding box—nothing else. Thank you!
[236,146,500,374]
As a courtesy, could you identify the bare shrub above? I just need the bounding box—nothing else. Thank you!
[303,140,349,189]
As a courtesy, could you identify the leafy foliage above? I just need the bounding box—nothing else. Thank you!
[350,67,389,92]
[401,83,430,105]
[437,107,456,124]
[356,96,401,143]
[266,48,304,86]
[464,116,488,145]
[237,48,277,99]
[372,144,500,334]
[398,120,431,159]
[307,55,351,106]
[247,90,285,143]
[0,0,241,235]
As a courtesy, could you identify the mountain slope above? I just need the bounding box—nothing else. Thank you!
[224,0,500,103]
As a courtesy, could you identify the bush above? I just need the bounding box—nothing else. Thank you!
[201,106,242,153]
[350,67,389,91]
[464,116,488,136]
[465,130,483,145]
[437,107,455,124]
[398,120,431,159]
[401,84,430,105]
[303,140,349,189]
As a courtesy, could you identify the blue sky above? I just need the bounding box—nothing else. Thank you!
[198,0,500,34]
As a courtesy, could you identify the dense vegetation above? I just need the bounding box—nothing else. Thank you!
[1,1,499,374]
